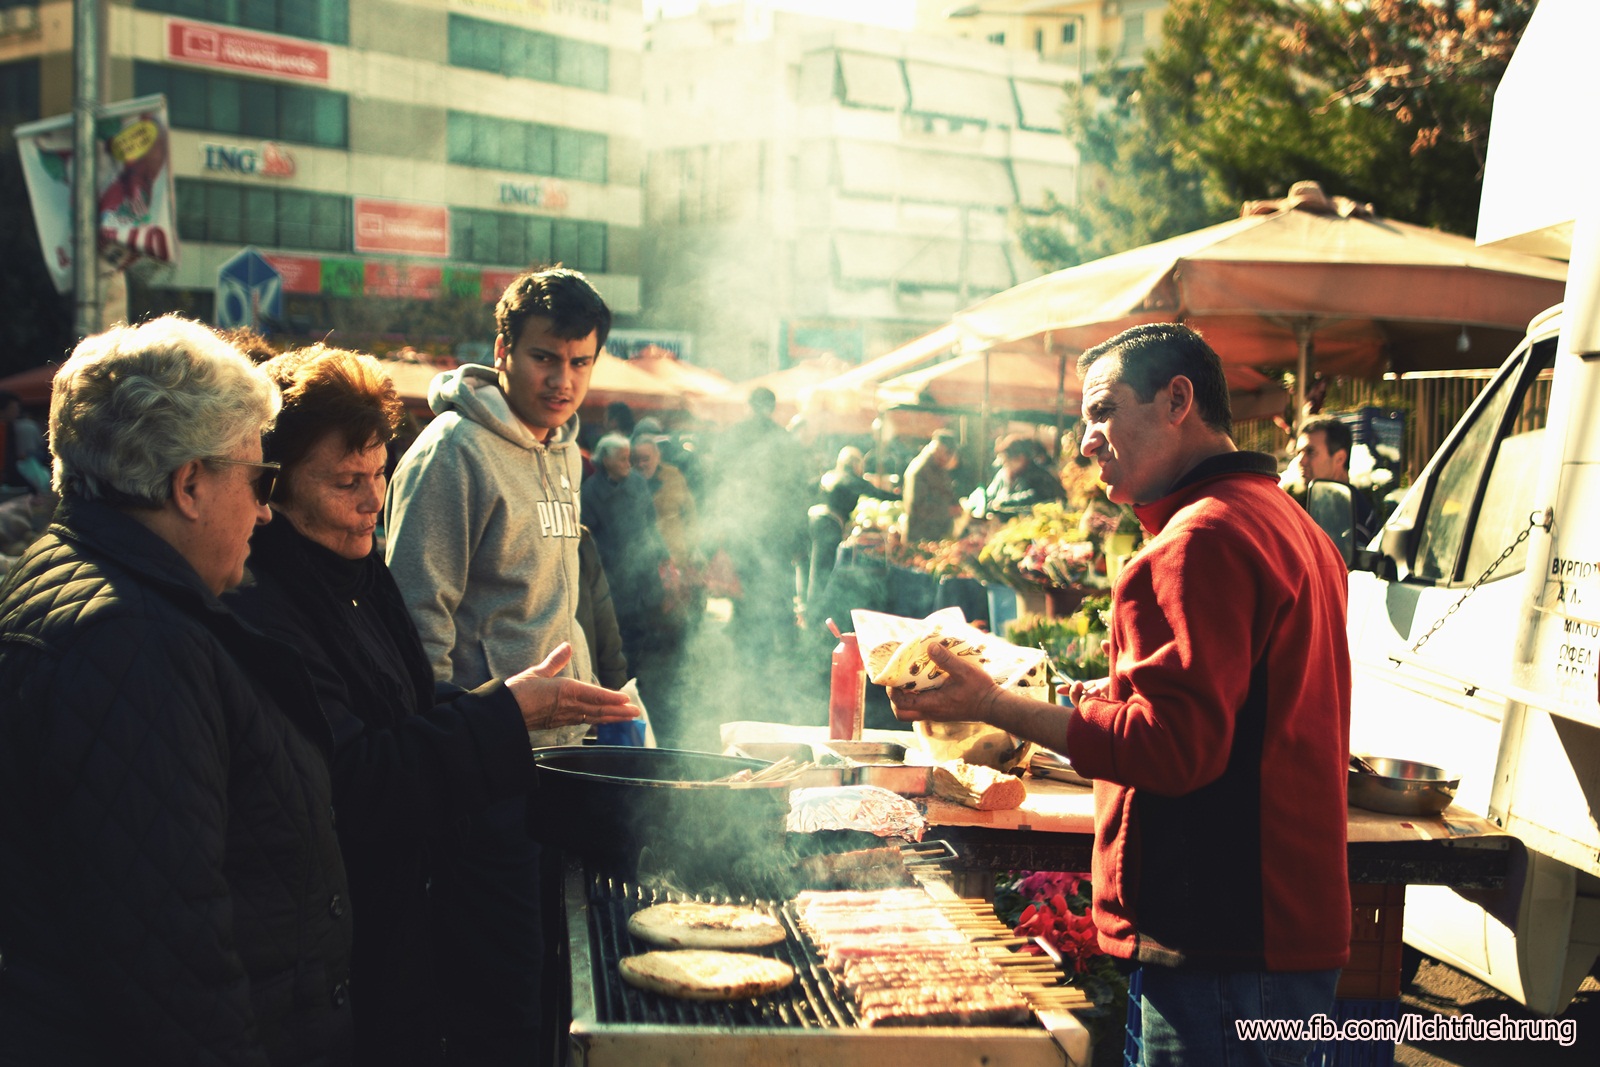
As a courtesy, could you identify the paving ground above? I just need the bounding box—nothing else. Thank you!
[1394,959,1597,1065]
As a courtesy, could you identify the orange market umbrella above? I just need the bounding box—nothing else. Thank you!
[804,324,958,422]
[624,348,735,399]
[700,355,854,427]
[876,350,1290,424]
[379,355,692,417]
[952,182,1568,416]
[0,363,63,407]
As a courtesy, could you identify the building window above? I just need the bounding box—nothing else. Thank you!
[175,177,351,251]
[1033,29,1043,53]
[134,0,349,46]
[447,111,607,183]
[1061,23,1077,45]
[1123,13,1146,54]
[136,62,348,148]
[0,59,40,130]
[447,14,609,93]
[986,32,1005,46]
[451,207,606,273]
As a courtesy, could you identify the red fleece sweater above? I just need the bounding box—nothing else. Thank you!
[1065,452,1352,971]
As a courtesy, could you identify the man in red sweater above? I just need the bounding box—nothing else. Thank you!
[892,324,1351,1065]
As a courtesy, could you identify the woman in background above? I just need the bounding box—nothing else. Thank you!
[227,344,636,1065]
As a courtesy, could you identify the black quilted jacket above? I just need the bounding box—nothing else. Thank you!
[0,496,354,1067]
[227,513,532,1067]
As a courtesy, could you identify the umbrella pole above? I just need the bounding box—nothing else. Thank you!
[1051,332,1066,459]
[980,348,992,515]
[1293,321,1315,431]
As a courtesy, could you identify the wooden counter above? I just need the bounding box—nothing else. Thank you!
[721,721,1512,889]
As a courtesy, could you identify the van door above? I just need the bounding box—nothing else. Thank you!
[1347,331,1557,812]
[1347,325,1600,1012]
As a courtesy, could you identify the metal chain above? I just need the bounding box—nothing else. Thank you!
[1409,508,1552,653]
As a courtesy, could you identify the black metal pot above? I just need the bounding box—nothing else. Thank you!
[527,746,794,884]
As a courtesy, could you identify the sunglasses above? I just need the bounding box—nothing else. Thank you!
[210,457,281,505]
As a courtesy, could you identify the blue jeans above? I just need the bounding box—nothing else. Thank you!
[1139,966,1341,1067]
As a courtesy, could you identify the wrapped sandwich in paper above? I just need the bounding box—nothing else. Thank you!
[851,607,1051,695]
[851,607,1048,771]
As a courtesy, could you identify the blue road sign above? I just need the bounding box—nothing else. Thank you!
[216,247,283,330]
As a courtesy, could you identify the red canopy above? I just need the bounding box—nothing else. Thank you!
[0,363,62,407]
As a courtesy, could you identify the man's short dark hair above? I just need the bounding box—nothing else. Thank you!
[748,386,777,415]
[998,433,1036,460]
[605,400,635,434]
[932,429,958,450]
[1299,414,1353,460]
[1077,323,1233,436]
[495,266,611,352]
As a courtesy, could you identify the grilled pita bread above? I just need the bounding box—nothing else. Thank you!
[627,902,787,950]
[618,950,796,1001]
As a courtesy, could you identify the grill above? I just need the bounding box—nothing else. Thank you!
[562,854,1086,1067]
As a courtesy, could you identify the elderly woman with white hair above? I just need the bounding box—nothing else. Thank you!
[0,316,355,1066]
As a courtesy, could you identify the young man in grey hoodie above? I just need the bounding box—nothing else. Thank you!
[385,266,611,1066]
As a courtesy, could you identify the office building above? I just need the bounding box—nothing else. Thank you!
[1,0,644,344]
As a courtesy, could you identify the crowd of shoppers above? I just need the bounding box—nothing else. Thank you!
[0,278,1359,1067]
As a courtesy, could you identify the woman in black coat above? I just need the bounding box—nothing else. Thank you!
[226,346,636,1066]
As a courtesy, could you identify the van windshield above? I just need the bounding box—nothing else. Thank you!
[1412,338,1557,584]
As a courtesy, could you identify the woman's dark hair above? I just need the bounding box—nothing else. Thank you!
[1078,323,1233,436]
[494,265,612,351]
[259,344,403,502]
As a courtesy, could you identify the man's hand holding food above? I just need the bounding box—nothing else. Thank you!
[888,641,1088,755]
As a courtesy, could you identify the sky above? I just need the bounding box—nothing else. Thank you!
[646,0,919,30]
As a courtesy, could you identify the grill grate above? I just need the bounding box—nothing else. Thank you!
[583,869,861,1028]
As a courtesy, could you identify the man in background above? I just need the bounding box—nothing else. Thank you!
[386,266,610,1066]
[903,429,961,543]
[1293,414,1379,544]
[978,433,1066,520]
[709,386,809,663]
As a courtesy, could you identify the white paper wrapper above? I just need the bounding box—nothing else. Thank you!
[851,608,1052,696]
[851,606,1047,771]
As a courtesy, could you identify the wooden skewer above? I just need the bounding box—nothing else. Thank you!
[748,757,796,783]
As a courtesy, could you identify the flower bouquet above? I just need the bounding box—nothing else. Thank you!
[977,502,1087,592]
[919,532,991,581]
[1017,538,1097,588]
[1003,594,1112,682]
[993,870,1129,1057]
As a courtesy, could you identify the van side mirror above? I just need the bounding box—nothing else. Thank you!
[1306,480,1356,567]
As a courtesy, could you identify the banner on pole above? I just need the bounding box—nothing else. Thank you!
[14,93,180,294]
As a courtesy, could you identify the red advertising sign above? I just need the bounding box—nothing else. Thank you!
[167,19,330,83]
[264,253,322,295]
[480,269,522,304]
[364,263,444,300]
[353,198,450,258]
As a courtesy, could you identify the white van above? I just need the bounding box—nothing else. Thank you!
[1327,303,1600,1015]
[1309,0,1600,1016]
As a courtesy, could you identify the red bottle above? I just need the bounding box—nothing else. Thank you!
[828,633,866,740]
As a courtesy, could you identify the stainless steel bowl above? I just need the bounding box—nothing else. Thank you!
[1347,756,1460,816]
